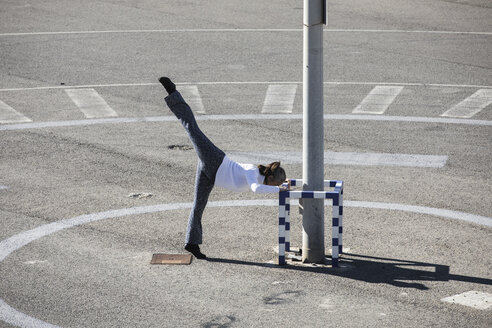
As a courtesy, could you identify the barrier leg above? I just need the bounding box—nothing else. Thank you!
[332,194,340,267]
[285,197,290,252]
[339,191,343,255]
[279,191,288,265]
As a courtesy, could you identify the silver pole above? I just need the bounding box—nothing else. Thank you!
[302,0,325,263]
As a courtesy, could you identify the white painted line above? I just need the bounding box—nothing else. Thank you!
[441,291,492,310]
[179,85,205,114]
[441,89,492,118]
[0,200,489,265]
[262,85,297,113]
[0,116,175,131]
[327,113,492,126]
[0,185,8,190]
[326,151,447,168]
[0,83,158,92]
[0,199,490,327]
[1,81,491,92]
[0,114,491,132]
[227,151,448,168]
[0,299,60,328]
[346,201,492,227]
[0,100,32,124]
[0,29,490,37]
[353,86,404,114]
[24,260,47,265]
[65,88,117,119]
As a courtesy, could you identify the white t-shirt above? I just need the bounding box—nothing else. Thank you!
[215,156,280,194]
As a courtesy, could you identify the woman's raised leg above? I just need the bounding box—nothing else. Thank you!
[164,89,225,181]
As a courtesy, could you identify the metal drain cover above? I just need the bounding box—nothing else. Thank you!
[151,254,192,265]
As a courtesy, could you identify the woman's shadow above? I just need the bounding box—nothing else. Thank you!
[206,252,492,290]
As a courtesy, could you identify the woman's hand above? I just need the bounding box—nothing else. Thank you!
[279,179,291,191]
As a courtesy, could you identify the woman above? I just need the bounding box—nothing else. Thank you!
[159,77,287,259]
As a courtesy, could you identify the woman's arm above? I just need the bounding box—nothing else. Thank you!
[250,183,280,194]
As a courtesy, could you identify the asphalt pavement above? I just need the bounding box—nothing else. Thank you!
[0,1,491,327]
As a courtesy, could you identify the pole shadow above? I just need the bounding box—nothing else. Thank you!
[206,253,492,290]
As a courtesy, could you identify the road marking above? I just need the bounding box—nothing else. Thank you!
[0,29,490,37]
[0,185,8,190]
[24,260,47,265]
[227,151,448,168]
[0,200,490,327]
[441,291,492,310]
[1,200,490,264]
[0,114,490,132]
[262,85,297,113]
[353,86,404,114]
[346,201,492,227]
[179,85,205,114]
[0,100,32,124]
[0,299,59,328]
[1,81,491,92]
[440,89,492,118]
[65,88,117,119]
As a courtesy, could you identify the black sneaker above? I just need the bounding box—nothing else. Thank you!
[158,77,176,95]
[185,244,207,259]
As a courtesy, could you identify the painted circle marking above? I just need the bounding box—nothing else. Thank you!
[0,199,491,327]
[0,114,491,132]
[0,28,491,37]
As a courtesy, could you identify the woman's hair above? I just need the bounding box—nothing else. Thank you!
[258,161,286,184]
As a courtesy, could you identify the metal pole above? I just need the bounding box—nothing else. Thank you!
[302,0,325,263]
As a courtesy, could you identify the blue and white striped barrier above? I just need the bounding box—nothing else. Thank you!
[278,179,344,267]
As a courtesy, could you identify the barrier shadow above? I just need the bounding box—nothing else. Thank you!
[206,253,492,290]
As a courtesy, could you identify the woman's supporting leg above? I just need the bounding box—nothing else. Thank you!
[186,162,215,245]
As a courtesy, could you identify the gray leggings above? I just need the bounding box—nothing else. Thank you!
[165,91,225,245]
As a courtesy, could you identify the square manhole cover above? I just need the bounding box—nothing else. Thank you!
[151,254,192,265]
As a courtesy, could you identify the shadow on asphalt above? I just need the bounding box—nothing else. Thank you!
[206,253,492,290]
